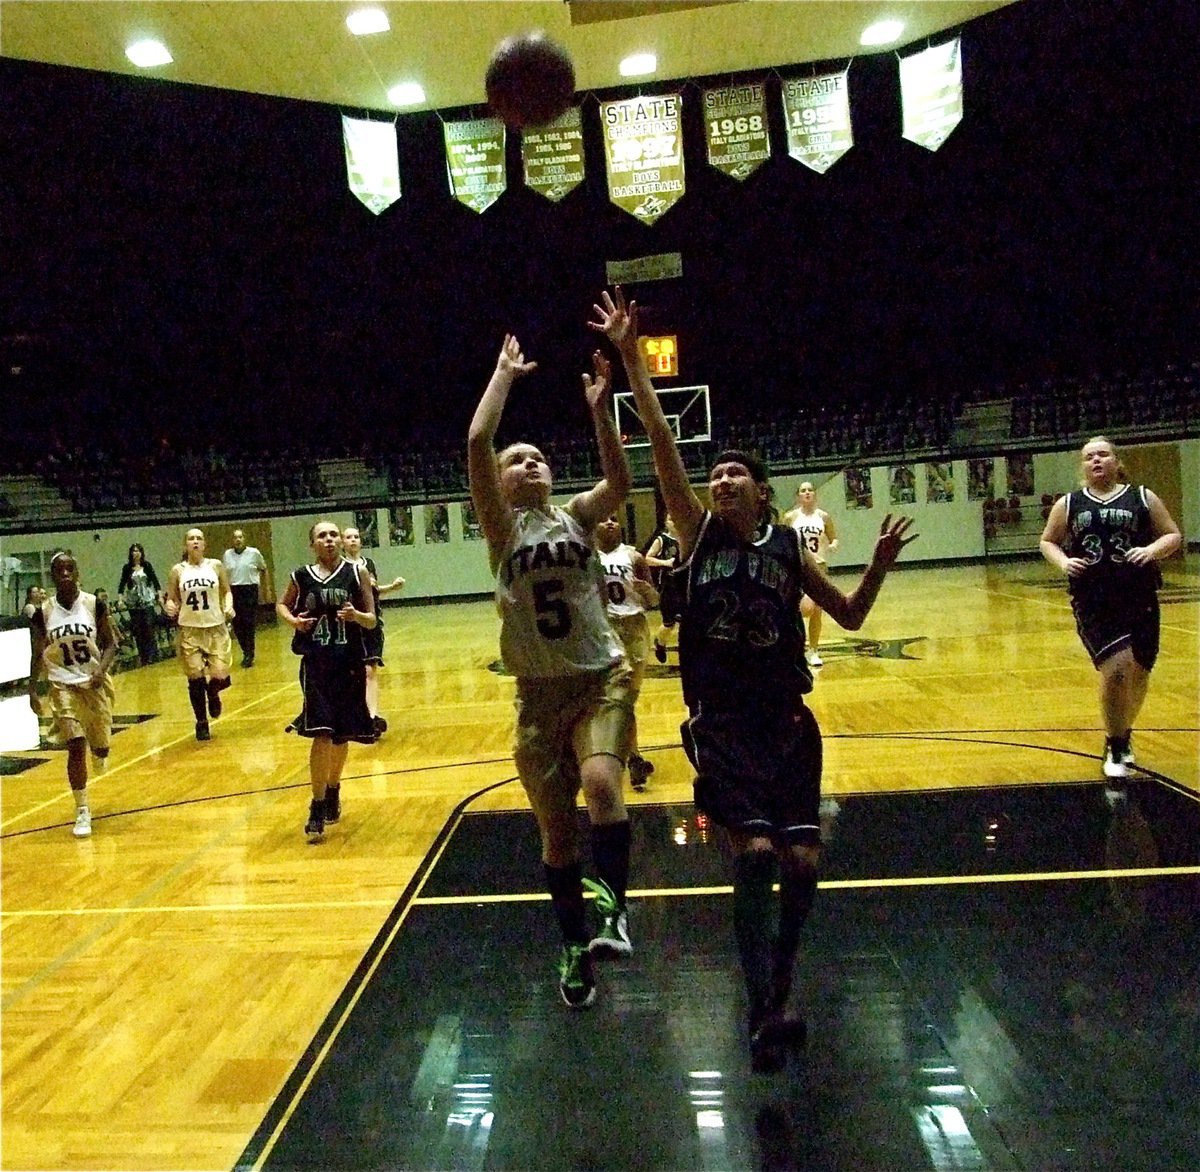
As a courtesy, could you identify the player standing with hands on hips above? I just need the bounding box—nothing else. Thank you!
[592,287,917,1070]
[468,334,637,1010]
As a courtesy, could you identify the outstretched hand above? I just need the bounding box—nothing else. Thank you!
[872,514,918,569]
[496,334,538,380]
[588,287,638,352]
[582,350,612,410]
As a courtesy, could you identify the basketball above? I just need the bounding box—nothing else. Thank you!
[485,31,575,130]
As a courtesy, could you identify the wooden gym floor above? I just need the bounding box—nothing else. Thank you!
[2,557,1197,1171]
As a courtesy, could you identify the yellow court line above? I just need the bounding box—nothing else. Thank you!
[249,806,471,1172]
[414,865,1200,905]
[0,681,296,831]
[0,898,398,920]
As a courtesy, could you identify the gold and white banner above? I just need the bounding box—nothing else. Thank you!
[702,83,770,181]
[782,71,853,173]
[600,94,685,225]
[443,118,506,213]
[900,38,963,151]
[522,107,585,203]
[341,116,401,214]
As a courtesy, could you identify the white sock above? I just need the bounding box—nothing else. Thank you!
[73,788,89,810]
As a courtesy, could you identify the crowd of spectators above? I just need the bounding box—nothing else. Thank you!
[28,440,328,515]
[3,357,1197,528]
[1009,360,1198,442]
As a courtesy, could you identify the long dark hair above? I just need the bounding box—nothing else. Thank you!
[118,543,160,593]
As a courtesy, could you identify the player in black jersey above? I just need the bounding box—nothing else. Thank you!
[593,287,916,1071]
[644,517,681,664]
[342,525,406,738]
[276,520,377,842]
[1039,436,1181,785]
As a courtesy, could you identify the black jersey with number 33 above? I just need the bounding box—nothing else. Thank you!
[1064,484,1160,599]
[289,560,367,662]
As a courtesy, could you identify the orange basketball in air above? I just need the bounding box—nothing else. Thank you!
[485,31,575,130]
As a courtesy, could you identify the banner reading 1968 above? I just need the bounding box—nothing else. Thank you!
[443,117,506,213]
[521,107,585,203]
[600,94,685,225]
[782,70,853,173]
[703,83,771,181]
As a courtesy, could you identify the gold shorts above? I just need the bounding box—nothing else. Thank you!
[49,676,115,751]
[177,624,232,677]
[609,612,651,674]
[513,661,634,817]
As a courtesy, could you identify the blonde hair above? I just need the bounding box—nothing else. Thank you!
[1079,436,1128,485]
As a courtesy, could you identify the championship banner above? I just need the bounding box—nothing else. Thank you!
[522,107,585,202]
[703,83,770,181]
[782,70,853,173]
[341,115,401,214]
[900,38,963,151]
[600,94,685,225]
[443,118,506,213]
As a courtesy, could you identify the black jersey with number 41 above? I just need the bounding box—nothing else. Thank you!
[289,560,367,662]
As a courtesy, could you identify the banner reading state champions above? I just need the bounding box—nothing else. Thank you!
[600,94,686,225]
[703,83,770,181]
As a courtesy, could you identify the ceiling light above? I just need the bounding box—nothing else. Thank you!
[125,39,173,68]
[619,52,657,78]
[387,82,426,107]
[860,19,905,47]
[347,8,390,36]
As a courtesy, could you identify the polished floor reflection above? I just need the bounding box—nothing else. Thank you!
[246,780,1200,1171]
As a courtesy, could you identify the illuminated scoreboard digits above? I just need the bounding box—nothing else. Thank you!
[639,335,678,378]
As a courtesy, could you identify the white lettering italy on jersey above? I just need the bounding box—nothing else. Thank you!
[600,544,645,618]
[177,559,225,628]
[496,505,623,678]
[42,592,101,686]
[790,511,828,562]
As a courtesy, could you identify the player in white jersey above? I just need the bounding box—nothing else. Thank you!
[27,552,118,838]
[596,516,659,790]
[783,481,839,667]
[468,332,635,1010]
[165,528,234,741]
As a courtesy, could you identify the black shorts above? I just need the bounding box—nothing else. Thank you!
[1071,589,1160,671]
[293,656,374,744]
[681,703,822,846]
[362,622,385,666]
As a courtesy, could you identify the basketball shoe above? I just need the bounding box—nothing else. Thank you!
[557,943,596,1008]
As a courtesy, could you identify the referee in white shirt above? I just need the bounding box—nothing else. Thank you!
[222,529,272,667]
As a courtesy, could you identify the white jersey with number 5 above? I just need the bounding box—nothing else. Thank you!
[496,505,623,679]
[177,558,225,628]
[41,592,103,687]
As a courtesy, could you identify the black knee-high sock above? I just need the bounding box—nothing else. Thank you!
[590,820,631,908]
[209,676,231,698]
[545,861,588,945]
[774,860,818,1000]
[187,678,207,721]
[733,850,778,1022]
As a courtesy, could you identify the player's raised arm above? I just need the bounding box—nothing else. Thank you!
[590,287,703,556]
[569,350,632,531]
[468,334,537,569]
[802,514,918,630]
